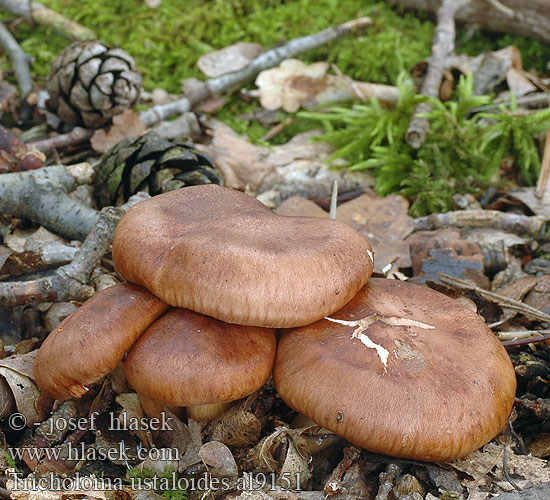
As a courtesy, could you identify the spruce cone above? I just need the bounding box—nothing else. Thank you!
[46,41,141,128]
[94,132,223,208]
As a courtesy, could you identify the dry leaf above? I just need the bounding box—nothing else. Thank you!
[0,350,52,425]
[198,42,263,78]
[255,59,398,112]
[507,188,550,219]
[206,404,261,447]
[199,441,238,478]
[90,109,147,153]
[116,392,154,449]
[276,193,413,273]
[200,119,372,202]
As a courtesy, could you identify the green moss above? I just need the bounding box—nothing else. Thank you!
[4,0,434,92]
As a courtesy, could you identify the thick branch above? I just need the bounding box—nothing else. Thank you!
[140,17,372,126]
[406,0,461,148]
[0,21,32,99]
[0,194,147,307]
[0,0,95,40]
[0,166,98,240]
[413,209,546,236]
[389,0,550,44]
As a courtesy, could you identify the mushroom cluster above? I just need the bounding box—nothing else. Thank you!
[34,184,516,462]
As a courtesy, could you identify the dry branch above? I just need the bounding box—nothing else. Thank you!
[405,0,461,148]
[140,17,373,126]
[0,194,147,307]
[0,0,95,40]
[413,209,546,237]
[389,0,550,44]
[0,20,32,99]
[28,127,94,153]
[439,273,550,323]
[0,166,98,240]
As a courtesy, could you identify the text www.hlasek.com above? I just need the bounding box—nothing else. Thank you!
[8,442,178,463]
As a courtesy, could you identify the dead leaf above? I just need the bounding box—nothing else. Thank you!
[116,392,154,450]
[198,42,263,78]
[507,188,550,219]
[450,46,537,96]
[200,119,372,201]
[411,248,490,289]
[255,59,398,112]
[451,442,550,499]
[407,228,482,276]
[199,441,238,477]
[276,193,413,273]
[206,404,261,447]
[90,109,147,154]
[0,350,52,425]
[336,194,413,272]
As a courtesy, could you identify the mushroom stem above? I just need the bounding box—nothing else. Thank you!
[186,402,233,422]
[138,393,184,421]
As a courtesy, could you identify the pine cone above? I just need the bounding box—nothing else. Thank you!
[46,41,141,128]
[94,132,223,208]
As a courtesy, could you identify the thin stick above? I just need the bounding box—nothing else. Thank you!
[28,126,94,153]
[535,127,550,199]
[329,179,338,219]
[405,0,462,148]
[438,273,550,322]
[140,17,372,126]
[496,329,550,341]
[0,20,32,99]
[500,335,550,347]
[0,0,95,40]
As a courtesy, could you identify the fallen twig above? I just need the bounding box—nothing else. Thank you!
[470,93,550,113]
[413,209,546,237]
[500,334,550,347]
[438,273,550,323]
[0,0,95,40]
[28,126,94,153]
[389,0,550,44]
[0,166,98,240]
[405,0,461,148]
[140,17,372,126]
[0,20,32,100]
[0,193,148,307]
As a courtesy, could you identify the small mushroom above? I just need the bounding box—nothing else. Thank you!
[274,278,517,462]
[112,184,373,328]
[34,284,169,400]
[124,308,277,421]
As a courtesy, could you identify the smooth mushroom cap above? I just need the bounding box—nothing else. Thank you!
[34,284,169,400]
[124,308,277,406]
[112,185,373,328]
[274,278,517,462]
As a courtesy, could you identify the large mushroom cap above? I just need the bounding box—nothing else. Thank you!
[34,284,169,400]
[112,185,373,328]
[124,308,277,406]
[274,278,517,462]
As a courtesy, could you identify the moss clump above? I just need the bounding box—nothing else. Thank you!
[4,0,434,91]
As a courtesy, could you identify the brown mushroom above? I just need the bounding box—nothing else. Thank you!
[124,307,277,421]
[274,278,517,462]
[34,283,169,400]
[112,184,373,328]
